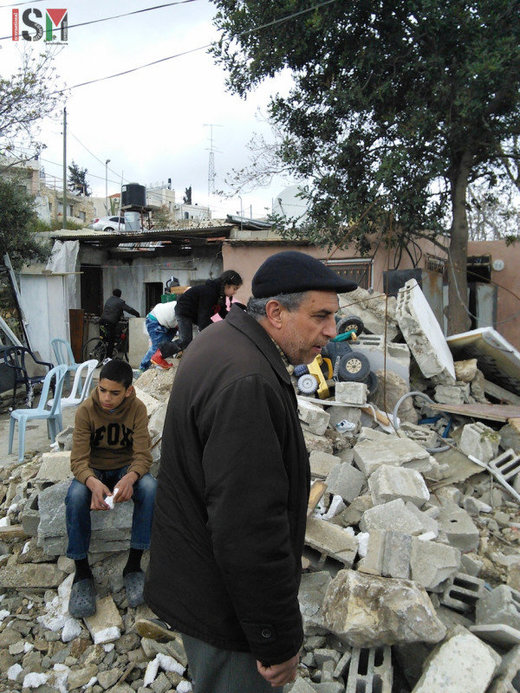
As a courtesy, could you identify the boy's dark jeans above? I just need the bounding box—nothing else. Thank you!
[65,466,157,560]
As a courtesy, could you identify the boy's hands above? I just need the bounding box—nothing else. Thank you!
[86,476,112,510]
[113,471,139,502]
[85,471,139,509]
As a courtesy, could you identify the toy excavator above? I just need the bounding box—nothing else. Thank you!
[295,315,377,399]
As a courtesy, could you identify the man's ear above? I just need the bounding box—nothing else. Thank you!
[264,299,284,329]
[125,385,135,398]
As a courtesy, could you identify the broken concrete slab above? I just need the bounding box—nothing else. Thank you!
[305,517,358,568]
[411,630,500,693]
[470,624,520,649]
[476,584,520,630]
[353,436,438,477]
[310,451,343,480]
[436,505,480,552]
[322,569,446,647]
[410,539,461,591]
[338,287,399,340]
[298,571,332,636]
[326,463,366,504]
[368,465,430,508]
[298,399,331,437]
[359,498,429,536]
[36,451,73,482]
[395,279,455,383]
[37,480,134,556]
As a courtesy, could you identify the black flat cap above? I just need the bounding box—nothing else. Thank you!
[252,251,357,298]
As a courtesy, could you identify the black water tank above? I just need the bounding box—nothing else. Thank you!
[122,183,146,207]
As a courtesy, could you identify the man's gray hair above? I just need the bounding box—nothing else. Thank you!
[247,292,307,321]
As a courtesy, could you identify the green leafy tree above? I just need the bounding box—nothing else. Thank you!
[211,0,520,333]
[68,161,91,196]
[0,177,48,269]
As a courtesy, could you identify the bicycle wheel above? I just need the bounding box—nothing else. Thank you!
[83,337,107,367]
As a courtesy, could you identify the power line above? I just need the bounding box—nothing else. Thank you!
[0,0,198,41]
[53,0,339,93]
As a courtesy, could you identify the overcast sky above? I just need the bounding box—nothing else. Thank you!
[0,0,297,219]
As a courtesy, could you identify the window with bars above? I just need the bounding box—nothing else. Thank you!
[323,259,372,289]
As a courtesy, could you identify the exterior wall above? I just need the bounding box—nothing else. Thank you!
[174,202,211,221]
[41,184,95,226]
[468,239,520,350]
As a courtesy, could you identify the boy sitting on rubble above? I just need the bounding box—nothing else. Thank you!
[65,358,156,618]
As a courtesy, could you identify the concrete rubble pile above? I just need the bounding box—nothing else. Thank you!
[0,279,519,691]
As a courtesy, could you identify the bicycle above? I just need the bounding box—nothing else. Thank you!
[82,319,129,367]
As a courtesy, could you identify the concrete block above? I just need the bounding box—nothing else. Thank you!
[335,381,367,406]
[404,502,439,537]
[36,451,72,482]
[289,678,315,693]
[84,595,123,644]
[314,649,340,667]
[434,384,469,405]
[345,646,393,693]
[397,422,438,449]
[310,451,343,480]
[437,505,480,552]
[459,421,500,463]
[395,279,455,382]
[368,465,430,508]
[298,399,330,436]
[353,437,437,477]
[410,539,461,591]
[461,553,483,576]
[338,287,399,340]
[327,405,362,431]
[326,463,366,503]
[357,529,386,576]
[382,531,411,579]
[372,370,418,424]
[411,631,500,692]
[487,644,520,692]
[359,498,426,536]
[489,448,520,488]
[305,517,358,567]
[440,572,486,612]
[476,585,520,630]
[21,490,41,537]
[333,650,352,678]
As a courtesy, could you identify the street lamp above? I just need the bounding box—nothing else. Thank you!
[105,159,111,214]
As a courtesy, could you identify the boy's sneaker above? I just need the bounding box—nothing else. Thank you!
[150,349,173,369]
[135,617,177,643]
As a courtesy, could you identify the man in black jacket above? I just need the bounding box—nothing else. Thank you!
[99,289,139,358]
[141,252,356,692]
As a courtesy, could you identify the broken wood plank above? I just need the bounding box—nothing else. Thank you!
[0,525,29,539]
[483,379,520,405]
[429,402,520,423]
[307,480,327,517]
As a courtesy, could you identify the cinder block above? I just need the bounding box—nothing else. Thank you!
[305,517,358,568]
[335,381,367,406]
[459,421,500,463]
[476,585,520,630]
[357,529,386,576]
[489,449,520,494]
[345,646,393,693]
[368,464,430,508]
[310,451,342,480]
[441,572,487,612]
[359,498,426,536]
[298,399,330,436]
[21,491,40,537]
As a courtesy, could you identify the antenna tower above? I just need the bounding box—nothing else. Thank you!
[204,123,222,206]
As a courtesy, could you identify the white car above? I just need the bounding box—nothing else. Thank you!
[89,216,126,232]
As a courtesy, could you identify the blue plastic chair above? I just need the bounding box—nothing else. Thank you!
[51,338,80,391]
[8,364,68,463]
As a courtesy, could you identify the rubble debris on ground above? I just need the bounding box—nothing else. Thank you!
[0,282,520,691]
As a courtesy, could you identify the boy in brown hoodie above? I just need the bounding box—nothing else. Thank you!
[65,359,156,618]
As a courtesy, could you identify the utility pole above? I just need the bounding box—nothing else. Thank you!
[62,107,67,229]
[105,159,111,214]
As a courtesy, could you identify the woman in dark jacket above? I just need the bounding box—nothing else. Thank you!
[174,269,242,350]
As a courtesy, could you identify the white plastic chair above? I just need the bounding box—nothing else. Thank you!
[48,359,97,409]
